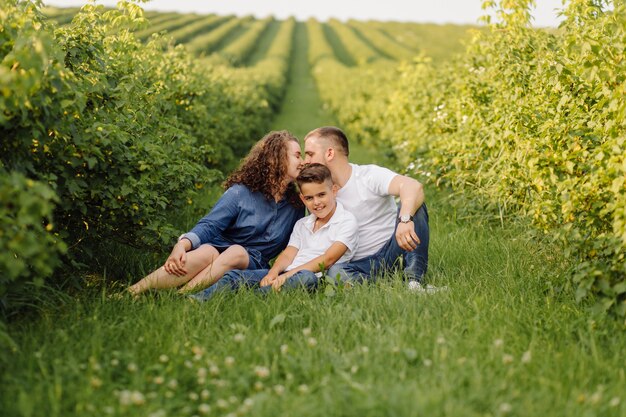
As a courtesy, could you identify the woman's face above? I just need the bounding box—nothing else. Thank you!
[285,140,303,181]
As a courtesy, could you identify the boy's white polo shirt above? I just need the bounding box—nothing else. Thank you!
[285,201,359,274]
[336,163,398,260]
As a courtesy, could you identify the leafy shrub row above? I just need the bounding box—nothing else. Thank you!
[0,1,276,311]
[312,0,626,315]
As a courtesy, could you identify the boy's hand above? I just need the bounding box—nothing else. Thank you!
[271,273,290,291]
[260,272,278,287]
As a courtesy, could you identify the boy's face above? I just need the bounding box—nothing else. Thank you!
[299,180,338,220]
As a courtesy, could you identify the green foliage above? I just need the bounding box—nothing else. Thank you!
[0,169,66,312]
[326,18,384,65]
[314,0,626,314]
[0,1,274,298]
[219,16,273,66]
[186,16,251,55]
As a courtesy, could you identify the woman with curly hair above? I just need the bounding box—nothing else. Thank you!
[129,130,304,296]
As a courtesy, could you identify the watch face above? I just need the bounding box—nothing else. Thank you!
[400,215,411,222]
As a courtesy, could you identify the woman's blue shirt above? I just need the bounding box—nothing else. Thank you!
[180,184,304,265]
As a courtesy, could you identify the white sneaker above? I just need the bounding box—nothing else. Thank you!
[407,280,447,294]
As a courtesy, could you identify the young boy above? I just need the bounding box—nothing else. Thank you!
[189,163,358,301]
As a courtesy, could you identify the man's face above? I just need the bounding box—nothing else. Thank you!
[304,136,328,165]
[299,180,337,221]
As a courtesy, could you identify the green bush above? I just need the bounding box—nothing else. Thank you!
[0,1,273,288]
[315,0,626,315]
[0,169,66,312]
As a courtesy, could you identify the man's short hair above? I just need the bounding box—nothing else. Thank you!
[296,163,333,189]
[304,126,349,157]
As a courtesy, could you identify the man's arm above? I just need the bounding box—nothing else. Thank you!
[272,242,348,290]
[388,175,425,251]
[259,246,299,287]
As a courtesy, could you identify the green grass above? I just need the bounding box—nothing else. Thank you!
[1,191,624,417]
[270,22,336,140]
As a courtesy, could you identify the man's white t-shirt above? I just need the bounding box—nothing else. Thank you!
[285,202,359,275]
[336,163,397,260]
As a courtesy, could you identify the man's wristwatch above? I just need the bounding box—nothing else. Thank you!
[399,214,413,223]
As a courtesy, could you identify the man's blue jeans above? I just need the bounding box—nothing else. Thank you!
[327,203,429,283]
[189,268,320,302]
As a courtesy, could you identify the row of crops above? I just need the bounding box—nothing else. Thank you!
[307,0,626,315]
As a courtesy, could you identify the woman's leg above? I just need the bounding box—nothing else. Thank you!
[179,245,250,293]
[128,245,219,295]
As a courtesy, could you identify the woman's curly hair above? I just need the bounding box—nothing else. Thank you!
[224,130,303,207]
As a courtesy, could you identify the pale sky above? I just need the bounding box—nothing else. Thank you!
[44,0,566,27]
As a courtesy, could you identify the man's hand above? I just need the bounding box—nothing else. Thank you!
[164,242,188,276]
[260,272,278,287]
[396,221,420,251]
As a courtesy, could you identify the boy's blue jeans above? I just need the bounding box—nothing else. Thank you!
[189,269,319,302]
[328,203,429,283]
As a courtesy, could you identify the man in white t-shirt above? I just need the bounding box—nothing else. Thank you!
[302,126,429,287]
[189,163,358,301]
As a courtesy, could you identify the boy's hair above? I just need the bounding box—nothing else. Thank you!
[304,126,349,157]
[296,163,333,189]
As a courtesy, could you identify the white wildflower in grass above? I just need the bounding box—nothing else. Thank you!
[243,398,254,407]
[610,397,620,407]
[502,354,514,365]
[148,410,167,417]
[137,336,144,343]
[521,350,532,364]
[126,362,138,373]
[184,360,193,369]
[307,337,318,347]
[286,373,294,381]
[110,358,119,367]
[254,381,264,391]
[167,379,178,390]
[423,359,433,367]
[197,367,207,378]
[224,356,235,367]
[302,327,312,336]
[499,402,512,413]
[159,354,169,363]
[493,339,504,348]
[103,406,114,414]
[351,365,359,374]
[198,403,211,415]
[361,346,369,354]
[201,389,210,400]
[117,389,132,405]
[233,333,245,343]
[210,365,220,376]
[229,395,239,404]
[298,384,310,394]
[197,376,206,385]
[436,336,446,345]
[164,390,174,399]
[590,392,602,404]
[191,346,204,357]
[457,357,467,365]
[90,377,102,388]
[188,392,199,401]
[216,398,229,409]
[254,366,270,379]
[119,390,145,406]
[462,115,469,124]
[407,162,416,171]
[280,344,289,355]
[274,385,285,396]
